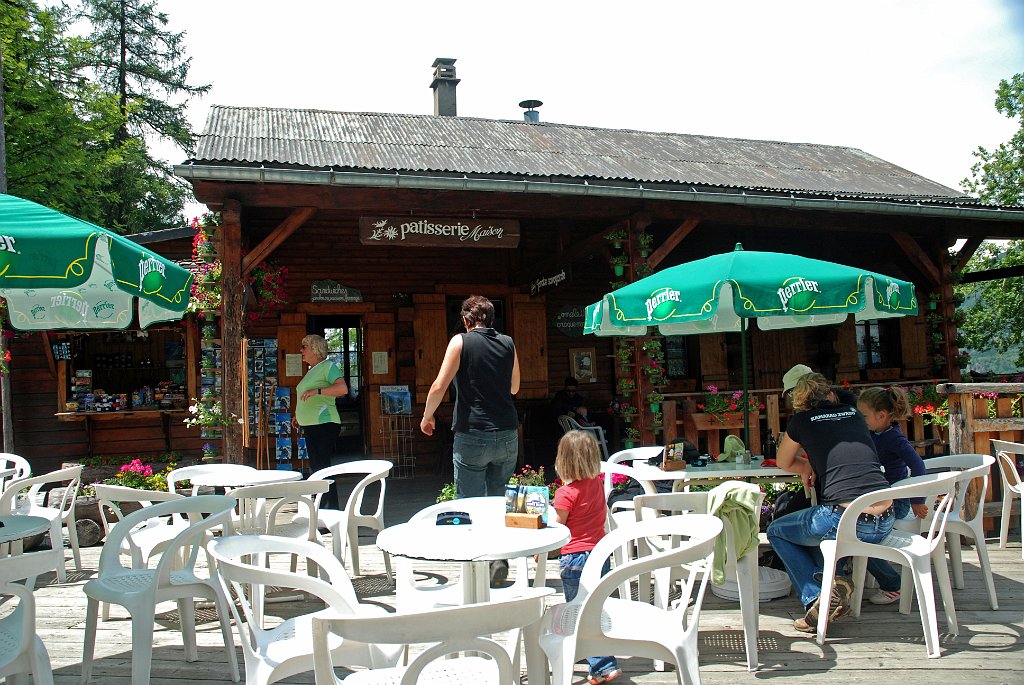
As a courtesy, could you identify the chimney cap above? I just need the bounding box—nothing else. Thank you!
[432,57,457,68]
[519,99,543,110]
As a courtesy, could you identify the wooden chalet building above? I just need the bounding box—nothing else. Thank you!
[10,59,1024,471]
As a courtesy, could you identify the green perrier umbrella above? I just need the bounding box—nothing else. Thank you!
[585,243,918,442]
[0,194,194,330]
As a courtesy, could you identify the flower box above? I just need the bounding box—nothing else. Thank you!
[686,412,750,430]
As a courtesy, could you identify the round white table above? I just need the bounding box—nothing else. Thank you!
[0,515,51,585]
[188,467,303,490]
[0,514,48,547]
[626,456,793,485]
[377,501,570,605]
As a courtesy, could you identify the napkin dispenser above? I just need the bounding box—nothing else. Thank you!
[436,511,472,526]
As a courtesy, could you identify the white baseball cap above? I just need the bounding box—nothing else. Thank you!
[782,364,813,394]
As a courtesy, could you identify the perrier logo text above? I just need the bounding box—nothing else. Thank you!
[646,288,682,320]
[777,277,820,312]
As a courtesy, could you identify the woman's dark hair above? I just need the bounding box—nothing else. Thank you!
[858,386,910,421]
[461,295,495,328]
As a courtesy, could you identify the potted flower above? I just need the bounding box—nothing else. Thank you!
[623,427,641,449]
[619,403,637,423]
[605,226,627,249]
[618,377,636,397]
[637,231,654,257]
[646,390,664,413]
[691,385,763,427]
[609,254,629,277]
[201,442,220,462]
[201,324,217,340]
[615,342,634,371]
[509,465,562,501]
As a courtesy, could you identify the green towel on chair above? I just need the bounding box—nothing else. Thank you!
[707,481,763,585]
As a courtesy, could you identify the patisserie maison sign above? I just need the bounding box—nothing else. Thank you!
[359,216,520,248]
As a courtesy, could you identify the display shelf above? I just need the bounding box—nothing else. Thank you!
[379,409,415,479]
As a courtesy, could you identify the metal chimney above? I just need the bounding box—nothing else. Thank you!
[430,58,459,116]
[519,99,543,123]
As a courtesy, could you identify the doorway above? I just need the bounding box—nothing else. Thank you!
[308,315,364,461]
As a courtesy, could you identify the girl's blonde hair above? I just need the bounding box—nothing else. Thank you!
[791,372,835,412]
[555,430,602,482]
[858,386,910,421]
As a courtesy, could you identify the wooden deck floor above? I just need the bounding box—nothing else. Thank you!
[18,478,1024,684]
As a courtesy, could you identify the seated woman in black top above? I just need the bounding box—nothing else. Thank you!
[767,372,894,633]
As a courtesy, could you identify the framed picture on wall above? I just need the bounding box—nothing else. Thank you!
[569,347,596,383]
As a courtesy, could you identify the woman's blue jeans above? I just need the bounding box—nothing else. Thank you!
[767,504,895,608]
[452,428,519,498]
[560,552,618,678]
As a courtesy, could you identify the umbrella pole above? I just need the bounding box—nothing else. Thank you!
[741,317,750,448]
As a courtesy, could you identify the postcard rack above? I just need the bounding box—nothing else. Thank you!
[379,399,415,479]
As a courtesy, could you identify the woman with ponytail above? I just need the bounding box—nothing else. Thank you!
[856,385,928,605]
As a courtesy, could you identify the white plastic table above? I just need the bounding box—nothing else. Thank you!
[626,457,795,487]
[187,467,303,490]
[0,515,51,587]
[376,500,570,605]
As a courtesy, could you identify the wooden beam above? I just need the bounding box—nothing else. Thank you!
[40,332,57,380]
[648,217,699,268]
[221,199,245,464]
[960,263,1024,284]
[956,236,984,271]
[892,231,941,287]
[510,213,644,285]
[242,206,316,277]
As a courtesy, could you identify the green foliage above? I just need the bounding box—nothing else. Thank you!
[2,0,206,233]
[436,482,458,503]
[963,72,1024,205]
[956,240,1024,368]
[1,1,119,219]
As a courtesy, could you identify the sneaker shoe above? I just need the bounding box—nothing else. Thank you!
[489,559,509,587]
[587,668,623,684]
[868,589,901,605]
[793,578,855,633]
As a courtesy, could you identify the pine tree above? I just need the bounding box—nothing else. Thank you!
[81,0,210,233]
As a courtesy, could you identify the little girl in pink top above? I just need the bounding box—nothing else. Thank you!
[552,430,622,684]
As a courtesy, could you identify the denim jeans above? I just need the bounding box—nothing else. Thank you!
[767,504,895,608]
[560,552,618,678]
[864,498,912,592]
[453,428,519,498]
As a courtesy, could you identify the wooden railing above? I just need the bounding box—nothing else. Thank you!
[940,382,1024,453]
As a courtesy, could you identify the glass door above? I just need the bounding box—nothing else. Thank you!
[312,316,364,460]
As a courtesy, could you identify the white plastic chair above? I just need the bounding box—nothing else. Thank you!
[991,439,1023,559]
[394,497,534,610]
[558,416,610,461]
[0,465,83,583]
[92,484,190,621]
[536,514,723,685]
[0,552,55,685]
[312,587,554,685]
[0,452,30,496]
[894,454,997,611]
[207,534,403,685]
[92,484,189,568]
[816,471,960,658]
[634,484,764,672]
[229,480,328,539]
[302,460,393,579]
[81,494,240,685]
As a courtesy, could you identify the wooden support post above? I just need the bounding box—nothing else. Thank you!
[221,199,244,464]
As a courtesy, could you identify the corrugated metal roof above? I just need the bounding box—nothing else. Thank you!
[189,106,966,200]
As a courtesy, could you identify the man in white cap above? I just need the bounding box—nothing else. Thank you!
[782,364,813,396]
